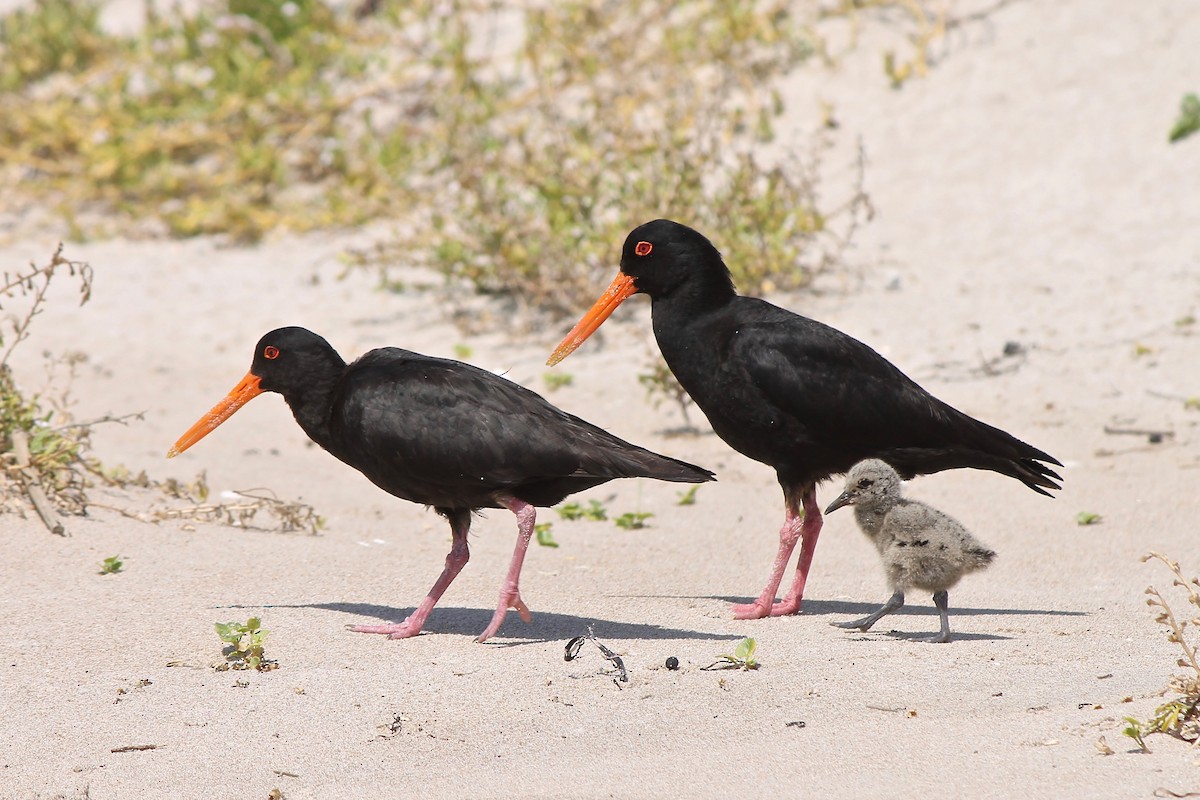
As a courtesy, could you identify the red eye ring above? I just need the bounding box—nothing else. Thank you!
[634,241,653,257]
[264,346,280,360]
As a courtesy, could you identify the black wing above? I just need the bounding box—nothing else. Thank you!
[727,300,1061,493]
[330,348,711,508]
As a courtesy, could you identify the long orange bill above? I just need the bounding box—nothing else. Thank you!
[546,272,637,366]
[166,372,265,458]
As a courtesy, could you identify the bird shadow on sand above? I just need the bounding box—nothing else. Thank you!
[860,629,1013,643]
[292,602,743,646]
[703,596,1089,619]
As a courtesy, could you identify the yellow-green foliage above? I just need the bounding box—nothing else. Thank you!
[1,1,953,309]
[1123,553,1200,750]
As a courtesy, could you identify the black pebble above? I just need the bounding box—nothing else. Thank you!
[665,656,679,670]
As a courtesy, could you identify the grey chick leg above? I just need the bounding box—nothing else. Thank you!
[920,590,952,644]
[832,590,904,631]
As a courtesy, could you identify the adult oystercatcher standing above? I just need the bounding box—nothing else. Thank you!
[548,219,1060,620]
[169,326,713,642]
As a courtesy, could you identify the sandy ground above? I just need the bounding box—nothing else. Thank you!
[2,1,1200,798]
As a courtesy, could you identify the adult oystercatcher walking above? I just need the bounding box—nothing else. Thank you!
[169,326,713,642]
[548,219,1059,620]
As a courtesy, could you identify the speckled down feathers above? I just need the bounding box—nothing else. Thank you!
[835,460,995,593]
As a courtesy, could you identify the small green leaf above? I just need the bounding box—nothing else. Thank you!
[1169,93,1200,143]
[542,372,574,391]
[734,637,756,661]
[1122,716,1147,750]
[584,500,608,521]
[1075,511,1102,526]
[676,486,699,506]
[215,622,240,642]
[614,511,652,530]
[556,502,583,521]
[535,522,558,548]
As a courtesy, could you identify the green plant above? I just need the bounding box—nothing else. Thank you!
[354,0,872,319]
[638,358,696,428]
[0,246,97,528]
[676,486,699,506]
[1075,511,1102,526]
[98,555,123,574]
[542,372,574,392]
[535,521,558,548]
[614,511,653,530]
[215,617,275,671]
[1169,93,1200,143]
[1122,716,1147,751]
[1121,553,1200,751]
[0,0,111,92]
[452,344,473,360]
[704,637,760,671]
[557,499,608,522]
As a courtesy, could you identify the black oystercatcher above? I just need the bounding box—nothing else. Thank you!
[548,219,1060,620]
[825,459,997,643]
[168,326,713,642]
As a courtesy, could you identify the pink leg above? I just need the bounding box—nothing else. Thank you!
[771,487,823,616]
[350,509,471,639]
[475,495,536,643]
[731,485,821,619]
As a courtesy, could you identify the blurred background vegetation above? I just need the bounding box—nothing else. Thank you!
[0,0,950,314]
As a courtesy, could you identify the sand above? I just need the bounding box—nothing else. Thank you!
[2,1,1199,797]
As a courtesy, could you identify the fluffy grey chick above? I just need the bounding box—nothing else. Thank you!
[824,459,996,643]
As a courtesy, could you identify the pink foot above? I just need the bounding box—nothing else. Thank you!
[350,619,424,639]
[731,596,802,619]
[474,495,539,643]
[730,486,821,621]
[475,589,533,643]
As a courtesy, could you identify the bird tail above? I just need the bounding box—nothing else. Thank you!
[889,412,1063,496]
[964,545,997,573]
[602,446,716,484]
[577,431,715,484]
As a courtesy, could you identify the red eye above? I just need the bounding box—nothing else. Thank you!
[264,346,280,360]
[634,241,653,257]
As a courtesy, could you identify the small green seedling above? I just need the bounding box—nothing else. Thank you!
[1122,716,1147,751]
[1121,552,1200,750]
[704,637,760,671]
[557,499,607,522]
[452,344,473,359]
[676,486,699,506]
[215,617,275,672]
[98,555,123,574]
[614,511,653,530]
[1076,511,1102,526]
[1169,92,1200,143]
[535,522,558,548]
[542,372,574,392]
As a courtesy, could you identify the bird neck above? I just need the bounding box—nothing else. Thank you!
[277,365,345,454]
[280,385,337,452]
[854,506,888,540]
[649,272,737,337]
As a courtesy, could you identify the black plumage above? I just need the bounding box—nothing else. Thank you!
[549,219,1060,620]
[169,326,713,641]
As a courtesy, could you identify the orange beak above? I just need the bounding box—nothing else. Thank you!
[546,272,638,366]
[166,372,265,458]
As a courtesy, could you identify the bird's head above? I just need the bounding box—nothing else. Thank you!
[824,459,903,514]
[166,327,341,458]
[547,219,732,366]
